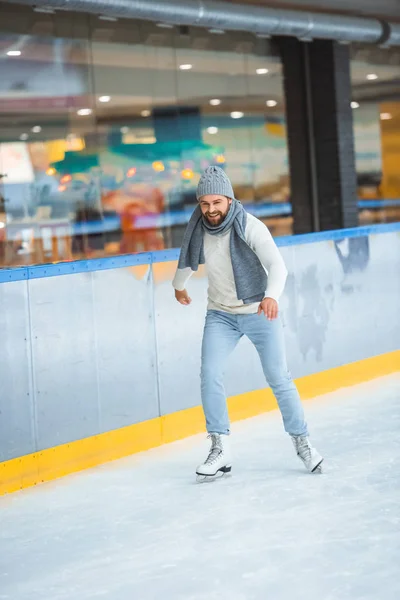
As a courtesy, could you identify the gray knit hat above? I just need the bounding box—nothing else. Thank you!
[196,166,235,200]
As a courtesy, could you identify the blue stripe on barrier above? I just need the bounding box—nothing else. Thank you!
[28,252,153,280]
[0,267,28,283]
[1,221,399,283]
[274,222,400,247]
[152,249,181,263]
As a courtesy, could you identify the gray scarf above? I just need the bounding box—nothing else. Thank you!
[178,200,267,304]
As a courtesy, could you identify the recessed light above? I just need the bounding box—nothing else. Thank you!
[33,7,55,14]
[141,110,151,117]
[351,101,360,109]
[77,108,92,116]
[256,68,269,75]
[31,126,42,133]
[366,73,378,80]
[99,95,111,103]
[266,100,277,107]
[156,22,174,29]
[7,50,21,57]
[207,127,219,135]
[179,64,193,71]
[231,111,244,119]
[98,15,118,22]
[380,112,392,120]
[210,99,221,106]
[19,133,28,141]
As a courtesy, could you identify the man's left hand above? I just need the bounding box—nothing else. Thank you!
[258,297,278,320]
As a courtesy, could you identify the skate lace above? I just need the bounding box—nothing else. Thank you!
[204,434,223,465]
[296,437,312,461]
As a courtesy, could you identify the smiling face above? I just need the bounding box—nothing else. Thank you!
[199,194,232,226]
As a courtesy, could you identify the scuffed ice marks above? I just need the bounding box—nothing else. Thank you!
[0,374,399,599]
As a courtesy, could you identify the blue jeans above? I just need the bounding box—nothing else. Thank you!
[201,310,308,437]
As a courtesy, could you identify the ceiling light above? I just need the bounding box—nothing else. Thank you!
[266,100,277,107]
[98,15,118,22]
[207,127,219,135]
[7,50,21,57]
[230,111,244,119]
[156,22,174,29]
[380,112,392,120]
[141,110,151,117]
[19,133,28,141]
[179,64,193,71]
[256,68,268,75]
[31,126,42,133]
[351,101,360,109]
[99,95,111,103]
[366,73,378,80]
[77,108,92,116]
[208,29,225,34]
[120,126,129,134]
[210,99,221,106]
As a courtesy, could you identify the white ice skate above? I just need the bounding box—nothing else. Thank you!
[196,433,232,482]
[291,436,324,473]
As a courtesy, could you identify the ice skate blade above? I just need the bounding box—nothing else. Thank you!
[196,465,232,483]
[311,459,324,474]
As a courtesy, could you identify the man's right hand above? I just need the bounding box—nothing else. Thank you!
[175,289,192,306]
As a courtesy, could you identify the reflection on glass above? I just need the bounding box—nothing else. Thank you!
[350,45,400,225]
[0,9,291,267]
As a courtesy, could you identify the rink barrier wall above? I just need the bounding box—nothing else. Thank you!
[1,222,400,495]
[0,221,400,284]
[1,350,399,495]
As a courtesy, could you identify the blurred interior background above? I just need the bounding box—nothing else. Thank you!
[0,3,399,266]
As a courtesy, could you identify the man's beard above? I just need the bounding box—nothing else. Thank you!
[204,209,229,226]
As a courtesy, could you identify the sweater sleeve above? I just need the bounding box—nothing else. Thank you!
[245,214,288,302]
[172,267,194,291]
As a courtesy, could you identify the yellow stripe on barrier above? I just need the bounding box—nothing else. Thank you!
[1,350,399,496]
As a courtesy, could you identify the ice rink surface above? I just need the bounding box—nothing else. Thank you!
[1,374,399,600]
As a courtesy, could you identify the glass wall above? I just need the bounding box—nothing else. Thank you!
[350,45,400,225]
[2,4,397,268]
[0,4,291,267]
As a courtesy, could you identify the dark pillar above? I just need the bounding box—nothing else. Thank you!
[277,38,358,233]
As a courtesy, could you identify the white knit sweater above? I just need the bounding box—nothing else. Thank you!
[172,213,288,314]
